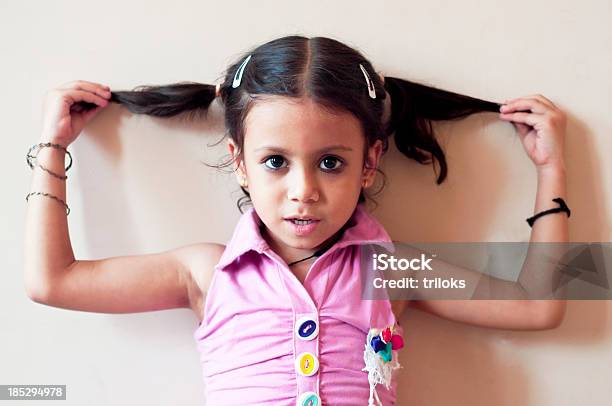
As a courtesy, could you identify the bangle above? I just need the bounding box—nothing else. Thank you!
[25,192,70,216]
[25,142,72,215]
[26,142,72,180]
[526,197,570,227]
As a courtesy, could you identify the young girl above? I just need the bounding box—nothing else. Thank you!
[25,35,568,405]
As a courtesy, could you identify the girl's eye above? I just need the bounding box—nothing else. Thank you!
[263,155,287,170]
[320,156,343,171]
[262,155,343,171]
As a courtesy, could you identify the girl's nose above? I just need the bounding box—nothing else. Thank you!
[287,169,320,203]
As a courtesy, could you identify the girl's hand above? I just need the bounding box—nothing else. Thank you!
[40,80,112,147]
[499,94,567,170]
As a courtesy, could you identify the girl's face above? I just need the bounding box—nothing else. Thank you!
[228,96,382,262]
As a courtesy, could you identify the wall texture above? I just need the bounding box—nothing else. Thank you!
[3,0,611,405]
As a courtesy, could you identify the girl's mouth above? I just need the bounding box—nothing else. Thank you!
[285,219,320,236]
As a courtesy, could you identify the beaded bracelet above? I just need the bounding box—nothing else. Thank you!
[25,142,72,216]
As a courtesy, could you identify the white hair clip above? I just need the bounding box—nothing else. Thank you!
[232,54,252,88]
[359,63,377,99]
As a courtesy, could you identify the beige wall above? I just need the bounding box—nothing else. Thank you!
[3,0,611,405]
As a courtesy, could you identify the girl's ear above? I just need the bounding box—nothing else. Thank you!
[227,139,248,187]
[362,139,383,189]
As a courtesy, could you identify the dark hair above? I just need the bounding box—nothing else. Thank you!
[107,35,502,213]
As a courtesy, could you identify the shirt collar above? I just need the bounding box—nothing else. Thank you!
[215,203,393,271]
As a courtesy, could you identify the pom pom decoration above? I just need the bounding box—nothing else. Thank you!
[381,327,392,343]
[370,335,387,353]
[380,342,392,363]
[362,323,404,406]
[391,334,404,351]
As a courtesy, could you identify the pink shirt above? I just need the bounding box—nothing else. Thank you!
[193,203,402,405]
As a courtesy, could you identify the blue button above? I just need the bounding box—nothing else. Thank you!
[295,316,319,341]
[297,391,321,406]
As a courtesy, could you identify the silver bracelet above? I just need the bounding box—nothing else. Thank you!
[26,142,72,180]
[26,142,72,215]
[25,191,70,216]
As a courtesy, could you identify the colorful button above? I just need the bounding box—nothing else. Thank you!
[295,352,319,376]
[297,391,321,406]
[295,316,319,341]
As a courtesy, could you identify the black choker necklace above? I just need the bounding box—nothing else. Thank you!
[287,246,330,267]
[286,228,346,267]
[260,222,346,267]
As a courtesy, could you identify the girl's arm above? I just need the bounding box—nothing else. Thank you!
[24,81,222,320]
[406,94,568,330]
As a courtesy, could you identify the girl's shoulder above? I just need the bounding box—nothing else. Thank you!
[179,242,226,323]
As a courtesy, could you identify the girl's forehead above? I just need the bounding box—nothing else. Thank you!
[244,97,364,151]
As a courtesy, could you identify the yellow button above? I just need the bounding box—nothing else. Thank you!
[297,391,321,406]
[295,352,319,377]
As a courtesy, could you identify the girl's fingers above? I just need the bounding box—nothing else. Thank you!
[504,94,556,109]
[525,94,556,108]
[67,89,109,107]
[59,80,111,99]
[500,98,548,114]
[498,111,540,127]
[83,105,104,122]
[500,95,564,129]
[513,122,531,138]
[75,82,112,99]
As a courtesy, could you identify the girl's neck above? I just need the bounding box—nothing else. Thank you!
[260,224,345,268]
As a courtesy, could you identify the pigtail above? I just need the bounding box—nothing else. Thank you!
[383,76,502,184]
[109,81,217,120]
